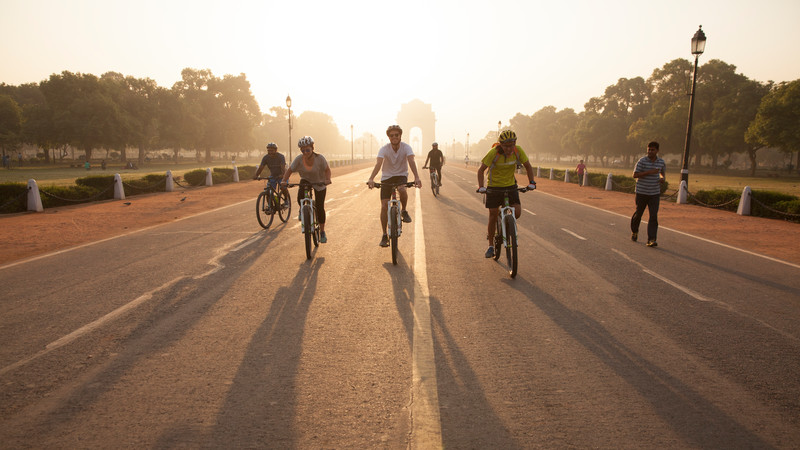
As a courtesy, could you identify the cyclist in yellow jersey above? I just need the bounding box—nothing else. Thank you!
[477,130,537,258]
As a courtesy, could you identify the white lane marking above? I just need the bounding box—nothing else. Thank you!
[343,189,350,194]
[0,238,257,376]
[537,191,800,269]
[612,249,800,343]
[411,189,443,448]
[562,228,587,240]
[0,199,253,271]
[524,209,536,216]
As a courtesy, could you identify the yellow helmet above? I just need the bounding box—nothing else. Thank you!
[499,130,517,143]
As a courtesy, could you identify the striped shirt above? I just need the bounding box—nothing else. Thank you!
[634,156,666,196]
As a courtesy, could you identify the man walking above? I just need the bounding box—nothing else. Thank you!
[631,141,666,247]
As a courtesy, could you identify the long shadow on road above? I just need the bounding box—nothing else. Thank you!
[503,274,771,448]
[204,257,325,448]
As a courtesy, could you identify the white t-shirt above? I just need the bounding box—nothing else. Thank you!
[378,142,414,180]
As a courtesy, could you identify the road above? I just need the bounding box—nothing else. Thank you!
[1,166,799,448]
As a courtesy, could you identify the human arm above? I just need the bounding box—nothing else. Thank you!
[253,164,265,180]
[523,161,537,190]
[367,157,383,188]
[477,163,488,192]
[408,155,422,188]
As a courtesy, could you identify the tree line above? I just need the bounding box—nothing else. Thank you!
[484,58,798,176]
[1,60,798,174]
[0,68,355,166]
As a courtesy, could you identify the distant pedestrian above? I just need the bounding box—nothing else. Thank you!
[576,160,586,186]
[17,153,22,167]
[101,159,107,170]
[630,141,666,247]
[2,154,8,169]
[84,161,91,170]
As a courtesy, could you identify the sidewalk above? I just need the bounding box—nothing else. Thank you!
[1,164,798,267]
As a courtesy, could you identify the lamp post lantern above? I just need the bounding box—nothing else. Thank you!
[286,95,293,161]
[680,25,706,188]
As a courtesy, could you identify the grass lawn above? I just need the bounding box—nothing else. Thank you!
[0,161,250,187]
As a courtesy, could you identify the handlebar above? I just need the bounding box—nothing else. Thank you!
[476,186,534,193]
[284,182,328,188]
[369,182,417,189]
[255,175,282,181]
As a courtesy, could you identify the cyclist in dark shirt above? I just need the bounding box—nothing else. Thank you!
[423,142,445,186]
[254,142,287,190]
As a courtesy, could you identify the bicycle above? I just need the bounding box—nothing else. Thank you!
[478,186,531,278]
[422,165,440,197]
[284,182,326,260]
[255,176,291,229]
[369,181,416,265]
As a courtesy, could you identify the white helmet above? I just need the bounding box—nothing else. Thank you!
[297,136,315,147]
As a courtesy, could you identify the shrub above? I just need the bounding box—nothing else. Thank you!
[0,182,29,213]
[124,174,167,194]
[183,169,208,186]
[752,190,800,221]
[39,184,103,208]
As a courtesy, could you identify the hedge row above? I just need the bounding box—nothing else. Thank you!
[0,165,258,213]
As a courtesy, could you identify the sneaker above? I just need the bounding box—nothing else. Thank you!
[319,231,327,243]
[379,234,390,247]
[631,232,638,242]
[646,240,658,247]
[401,210,412,223]
[484,246,494,258]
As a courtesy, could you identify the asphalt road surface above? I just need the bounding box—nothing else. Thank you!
[1,166,799,448]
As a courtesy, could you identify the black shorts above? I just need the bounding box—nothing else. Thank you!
[485,186,520,209]
[380,176,408,200]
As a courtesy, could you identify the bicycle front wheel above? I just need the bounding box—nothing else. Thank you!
[278,190,292,223]
[390,205,399,265]
[256,191,274,229]
[493,217,502,261]
[504,214,518,278]
[430,172,438,197]
[303,205,313,259]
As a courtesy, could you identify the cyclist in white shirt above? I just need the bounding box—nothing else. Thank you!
[367,125,423,247]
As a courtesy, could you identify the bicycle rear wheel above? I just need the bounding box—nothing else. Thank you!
[390,205,399,265]
[256,191,275,229]
[303,205,313,259]
[504,214,518,278]
[278,190,291,223]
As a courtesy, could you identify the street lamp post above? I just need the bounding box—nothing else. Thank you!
[350,124,354,164]
[498,121,501,138]
[286,95,293,161]
[680,25,707,189]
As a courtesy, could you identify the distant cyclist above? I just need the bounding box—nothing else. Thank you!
[423,142,445,186]
[254,142,286,187]
[280,136,332,243]
[367,124,422,247]
[476,129,537,258]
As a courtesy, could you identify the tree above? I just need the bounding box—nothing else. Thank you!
[691,60,769,170]
[746,79,800,175]
[0,94,23,158]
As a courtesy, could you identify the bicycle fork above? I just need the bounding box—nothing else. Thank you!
[299,198,314,233]
[387,198,403,236]
[499,206,515,247]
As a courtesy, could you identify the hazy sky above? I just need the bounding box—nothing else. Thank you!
[2,0,799,146]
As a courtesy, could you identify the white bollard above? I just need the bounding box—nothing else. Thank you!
[233,164,240,182]
[605,173,613,191]
[564,170,570,183]
[27,179,43,212]
[536,166,541,178]
[583,172,589,187]
[549,168,554,180]
[737,186,752,216]
[205,168,213,186]
[166,170,174,192]
[677,180,688,204]
[114,173,126,200]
